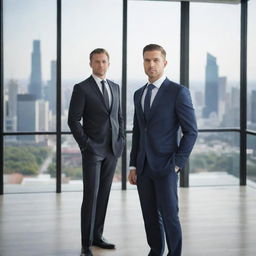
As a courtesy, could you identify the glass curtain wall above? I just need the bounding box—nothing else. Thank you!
[1,1,254,193]
[3,0,56,193]
[247,0,256,187]
[190,3,240,186]
[61,0,123,191]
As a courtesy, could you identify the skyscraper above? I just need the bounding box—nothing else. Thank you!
[17,94,38,142]
[231,87,240,126]
[17,94,49,142]
[194,91,204,108]
[38,100,49,132]
[49,60,56,114]
[28,40,42,99]
[251,90,256,123]
[218,76,227,122]
[203,53,219,118]
[5,79,18,132]
[44,60,56,115]
[218,76,227,102]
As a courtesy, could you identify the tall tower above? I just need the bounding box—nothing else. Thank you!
[218,76,227,122]
[17,94,38,142]
[28,40,42,99]
[5,80,18,132]
[251,90,256,123]
[44,60,56,114]
[50,60,56,114]
[203,53,219,118]
[8,79,18,118]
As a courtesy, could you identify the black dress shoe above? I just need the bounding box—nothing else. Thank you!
[92,237,115,249]
[80,247,93,256]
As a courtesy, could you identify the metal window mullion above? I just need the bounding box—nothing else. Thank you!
[0,0,4,195]
[240,0,247,186]
[56,0,61,193]
[180,1,190,188]
[121,0,128,190]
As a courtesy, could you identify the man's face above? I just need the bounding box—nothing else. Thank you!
[143,50,167,82]
[90,53,110,78]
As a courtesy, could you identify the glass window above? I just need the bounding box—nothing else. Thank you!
[3,0,57,133]
[127,1,180,130]
[62,0,123,190]
[189,132,240,186]
[61,135,82,192]
[247,134,256,188]
[248,0,256,131]
[190,3,240,129]
[4,135,56,193]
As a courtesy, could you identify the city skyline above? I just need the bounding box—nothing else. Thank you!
[4,38,256,133]
[3,0,256,82]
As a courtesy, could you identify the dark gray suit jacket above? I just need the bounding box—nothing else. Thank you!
[68,75,125,158]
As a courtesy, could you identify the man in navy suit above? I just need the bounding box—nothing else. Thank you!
[68,48,125,256]
[129,44,197,256]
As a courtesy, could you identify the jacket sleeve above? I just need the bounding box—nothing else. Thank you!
[175,86,198,169]
[129,93,140,167]
[67,84,88,151]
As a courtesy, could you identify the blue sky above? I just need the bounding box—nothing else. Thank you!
[3,0,256,83]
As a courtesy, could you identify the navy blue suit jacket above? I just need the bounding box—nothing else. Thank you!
[130,78,198,178]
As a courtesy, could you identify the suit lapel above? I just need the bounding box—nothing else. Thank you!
[136,84,147,125]
[89,75,110,112]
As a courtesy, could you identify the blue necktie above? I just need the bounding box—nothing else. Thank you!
[144,84,155,122]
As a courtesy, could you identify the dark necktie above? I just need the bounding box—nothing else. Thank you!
[144,84,155,122]
[101,80,109,109]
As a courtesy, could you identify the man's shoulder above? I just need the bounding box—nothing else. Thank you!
[164,78,188,92]
[72,76,94,91]
[107,79,120,89]
[134,84,146,95]
[76,76,93,86]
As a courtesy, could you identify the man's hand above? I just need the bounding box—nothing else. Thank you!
[128,168,137,185]
[175,166,180,173]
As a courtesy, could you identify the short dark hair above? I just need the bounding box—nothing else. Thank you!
[143,44,166,59]
[89,48,109,61]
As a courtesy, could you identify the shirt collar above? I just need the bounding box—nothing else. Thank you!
[92,74,107,83]
[147,75,166,89]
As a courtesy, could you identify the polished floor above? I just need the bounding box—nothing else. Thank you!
[0,186,255,256]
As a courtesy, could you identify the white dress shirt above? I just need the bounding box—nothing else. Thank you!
[92,74,112,106]
[141,75,166,111]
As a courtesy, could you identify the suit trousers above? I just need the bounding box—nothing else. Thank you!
[137,160,182,256]
[81,148,117,248]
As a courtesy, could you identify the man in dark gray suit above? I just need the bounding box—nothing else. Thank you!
[68,48,125,256]
[129,44,197,256]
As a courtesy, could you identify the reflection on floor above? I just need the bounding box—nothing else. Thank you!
[0,186,256,256]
